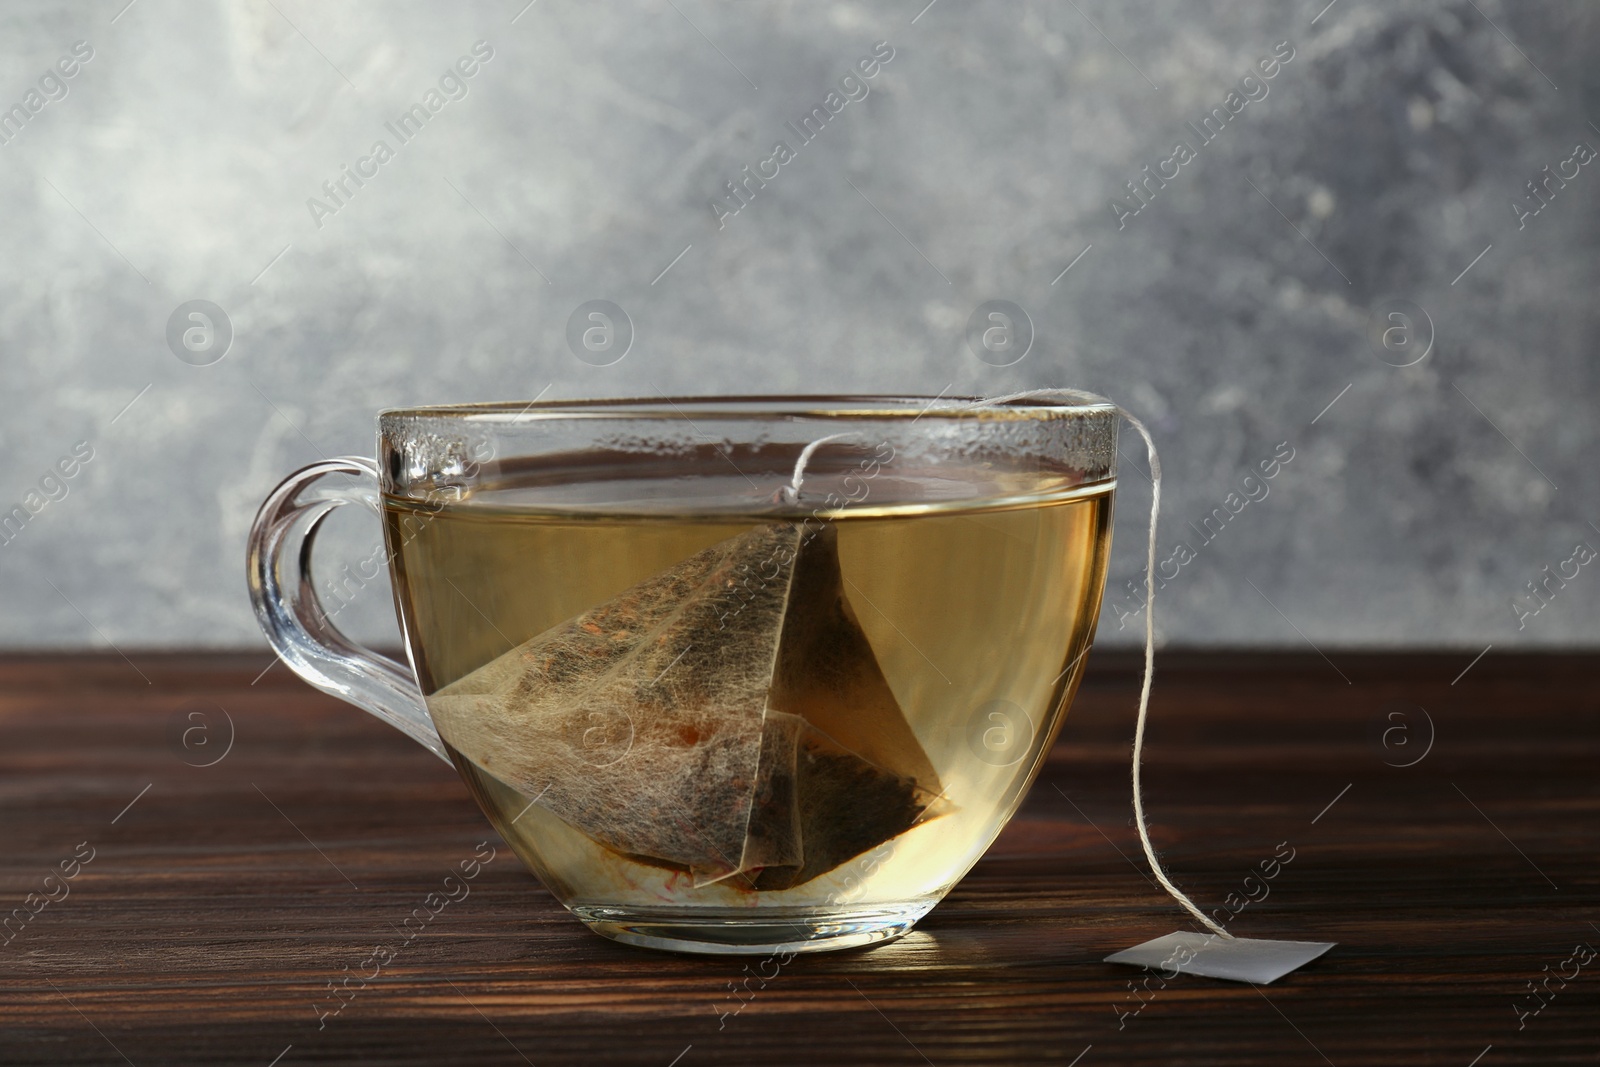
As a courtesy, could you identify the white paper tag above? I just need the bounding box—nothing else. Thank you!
[1105,931,1335,984]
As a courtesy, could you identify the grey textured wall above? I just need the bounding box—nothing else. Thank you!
[0,0,1595,656]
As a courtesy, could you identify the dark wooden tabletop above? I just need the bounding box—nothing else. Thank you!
[1,650,1595,1066]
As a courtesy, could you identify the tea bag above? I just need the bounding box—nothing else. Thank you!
[427,521,947,889]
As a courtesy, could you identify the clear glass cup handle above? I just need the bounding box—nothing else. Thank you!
[246,457,449,762]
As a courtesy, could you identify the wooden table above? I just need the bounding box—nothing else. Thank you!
[1,651,1594,1066]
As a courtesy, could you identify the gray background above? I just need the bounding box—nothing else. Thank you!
[0,0,1595,655]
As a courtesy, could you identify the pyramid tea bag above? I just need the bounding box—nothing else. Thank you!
[427,521,948,890]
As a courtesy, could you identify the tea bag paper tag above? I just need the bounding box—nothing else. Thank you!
[1105,931,1335,984]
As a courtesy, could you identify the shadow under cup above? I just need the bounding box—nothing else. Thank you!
[250,396,1118,955]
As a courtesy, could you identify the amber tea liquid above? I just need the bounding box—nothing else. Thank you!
[385,465,1112,951]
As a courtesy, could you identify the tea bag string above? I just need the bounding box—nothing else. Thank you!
[776,391,1229,939]
[778,432,856,504]
[974,388,1232,940]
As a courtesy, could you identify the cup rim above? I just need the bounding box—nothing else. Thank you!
[377,393,1116,422]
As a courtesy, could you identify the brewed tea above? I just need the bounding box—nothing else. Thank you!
[385,464,1111,944]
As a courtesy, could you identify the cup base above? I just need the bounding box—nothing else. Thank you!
[570,901,938,956]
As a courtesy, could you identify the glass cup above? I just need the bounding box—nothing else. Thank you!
[247,396,1117,955]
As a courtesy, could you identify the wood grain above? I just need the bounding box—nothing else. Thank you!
[0,651,1595,1066]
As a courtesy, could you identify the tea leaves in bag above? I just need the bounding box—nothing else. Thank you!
[754,524,949,889]
[427,521,947,889]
